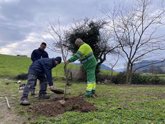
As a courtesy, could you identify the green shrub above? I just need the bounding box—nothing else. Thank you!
[112,72,126,84]
[112,73,165,85]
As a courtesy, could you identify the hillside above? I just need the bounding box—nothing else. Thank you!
[0,54,31,77]
[134,60,165,73]
[0,54,79,78]
[0,54,113,78]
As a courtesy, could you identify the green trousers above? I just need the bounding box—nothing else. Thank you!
[86,65,96,92]
[82,57,97,97]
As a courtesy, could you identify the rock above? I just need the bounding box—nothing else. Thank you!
[59,100,66,105]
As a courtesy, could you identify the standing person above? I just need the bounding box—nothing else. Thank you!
[30,42,49,95]
[65,38,97,97]
[31,42,49,62]
[20,57,62,105]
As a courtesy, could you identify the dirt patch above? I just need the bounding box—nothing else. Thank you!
[0,98,27,124]
[28,96,96,117]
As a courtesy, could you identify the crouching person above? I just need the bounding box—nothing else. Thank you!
[20,57,62,105]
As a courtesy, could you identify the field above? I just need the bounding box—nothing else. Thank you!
[0,54,165,124]
[0,54,79,78]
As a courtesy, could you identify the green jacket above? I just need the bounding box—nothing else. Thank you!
[68,43,97,69]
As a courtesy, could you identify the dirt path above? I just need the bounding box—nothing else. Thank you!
[0,78,28,124]
[0,97,26,124]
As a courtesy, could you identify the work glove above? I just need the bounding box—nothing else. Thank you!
[64,60,69,64]
[49,85,55,91]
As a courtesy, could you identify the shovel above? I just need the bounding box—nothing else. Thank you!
[50,88,64,94]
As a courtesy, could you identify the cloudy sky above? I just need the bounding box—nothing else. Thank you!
[0,0,114,55]
[0,0,164,69]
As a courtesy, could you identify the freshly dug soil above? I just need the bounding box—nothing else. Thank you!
[28,96,96,116]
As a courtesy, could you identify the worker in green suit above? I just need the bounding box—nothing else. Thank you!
[65,38,97,97]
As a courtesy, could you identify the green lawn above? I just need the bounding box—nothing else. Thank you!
[0,54,79,78]
[100,69,116,75]
[0,78,165,124]
[0,54,165,124]
[0,54,31,77]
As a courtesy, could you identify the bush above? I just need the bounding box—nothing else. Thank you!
[111,72,126,84]
[131,73,165,84]
[15,73,28,80]
[96,73,114,84]
[132,73,160,84]
[111,73,165,85]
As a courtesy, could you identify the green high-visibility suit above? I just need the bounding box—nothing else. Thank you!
[68,43,97,96]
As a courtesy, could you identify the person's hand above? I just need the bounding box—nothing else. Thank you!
[64,60,69,65]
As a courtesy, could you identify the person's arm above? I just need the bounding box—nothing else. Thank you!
[44,69,55,90]
[68,51,82,63]
[45,52,49,58]
[42,51,49,58]
[44,68,53,86]
[31,50,37,62]
[46,71,53,86]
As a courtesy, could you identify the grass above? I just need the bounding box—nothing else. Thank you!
[0,54,31,77]
[0,54,115,79]
[0,78,165,124]
[0,54,165,123]
[0,54,80,78]
[100,70,118,76]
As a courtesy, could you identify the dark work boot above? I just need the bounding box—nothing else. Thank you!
[91,90,97,98]
[92,90,95,94]
[85,91,93,97]
[20,97,30,105]
[38,94,50,99]
[31,89,36,96]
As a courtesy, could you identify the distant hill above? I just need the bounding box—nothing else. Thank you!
[133,60,165,73]
[100,64,112,70]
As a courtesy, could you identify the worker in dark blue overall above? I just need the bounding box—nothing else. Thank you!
[20,57,61,105]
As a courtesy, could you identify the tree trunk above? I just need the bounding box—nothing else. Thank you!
[126,62,133,84]
[126,63,130,84]
[96,63,100,83]
[129,63,133,83]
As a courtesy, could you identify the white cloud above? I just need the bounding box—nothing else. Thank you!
[0,31,62,58]
[0,0,20,3]
[0,32,41,56]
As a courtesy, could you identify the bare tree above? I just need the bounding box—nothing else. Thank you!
[107,0,165,83]
[47,20,70,99]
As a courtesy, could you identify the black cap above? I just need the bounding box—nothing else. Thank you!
[54,56,62,64]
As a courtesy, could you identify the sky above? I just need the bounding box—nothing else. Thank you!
[0,0,164,70]
[0,0,114,55]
